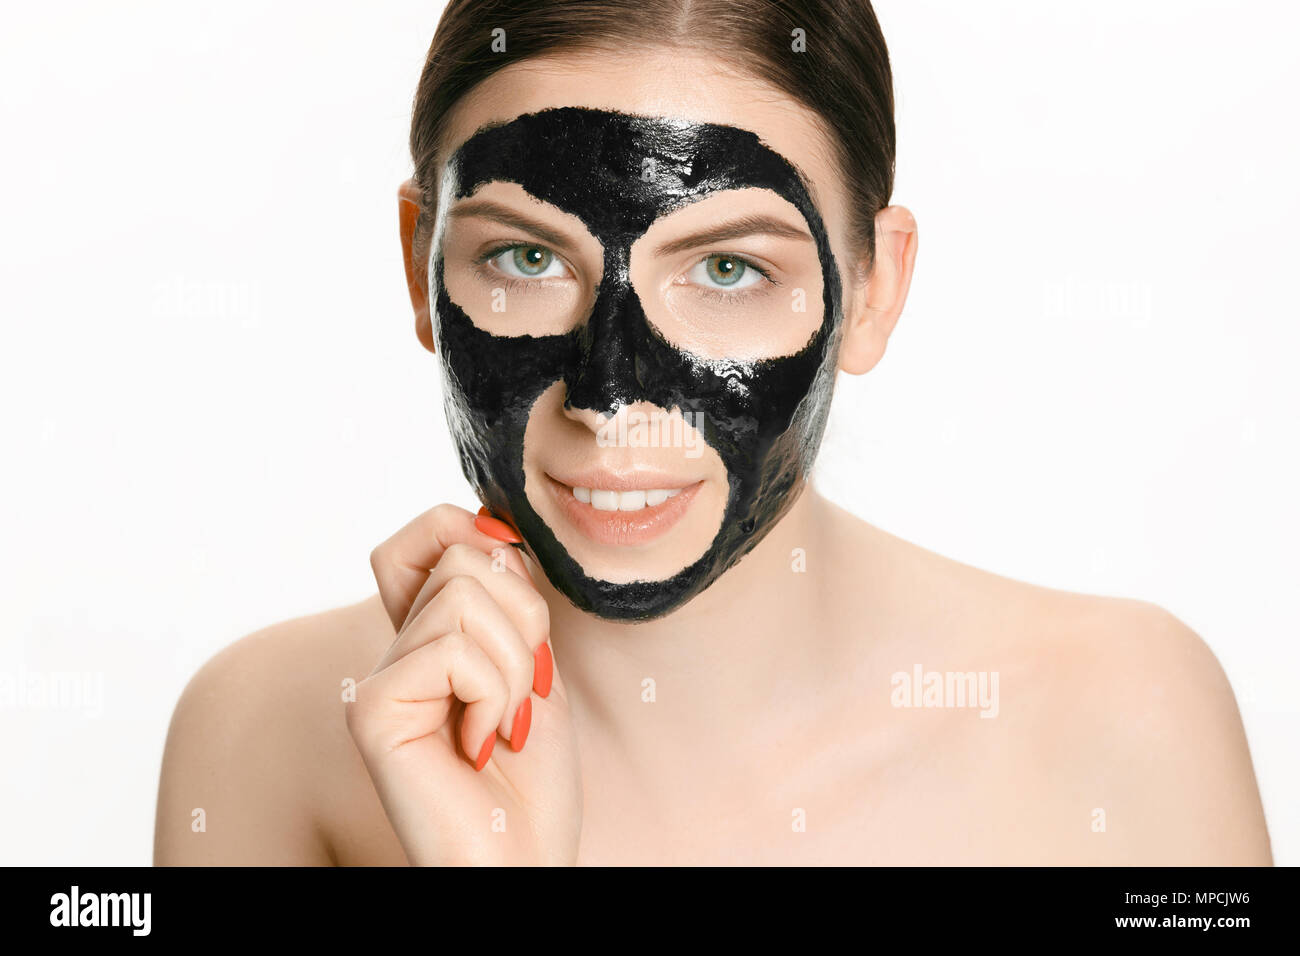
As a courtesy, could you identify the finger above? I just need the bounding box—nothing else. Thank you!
[401,543,551,688]
[473,506,536,589]
[369,503,526,634]
[382,572,538,747]
[397,539,531,634]
[474,506,523,543]
[351,629,509,771]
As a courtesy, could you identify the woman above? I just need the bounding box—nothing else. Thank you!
[153,0,1272,865]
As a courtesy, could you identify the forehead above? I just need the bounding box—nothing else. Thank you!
[447,107,820,241]
[437,49,848,234]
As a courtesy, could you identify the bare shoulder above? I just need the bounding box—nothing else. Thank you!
[153,595,394,865]
[823,501,1272,864]
[1015,589,1273,864]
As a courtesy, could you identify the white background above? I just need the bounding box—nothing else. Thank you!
[1,0,1296,865]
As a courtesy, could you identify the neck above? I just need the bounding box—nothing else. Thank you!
[536,485,852,788]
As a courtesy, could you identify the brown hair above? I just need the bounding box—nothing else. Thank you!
[409,0,895,271]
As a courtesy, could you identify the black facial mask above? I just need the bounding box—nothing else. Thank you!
[431,107,843,621]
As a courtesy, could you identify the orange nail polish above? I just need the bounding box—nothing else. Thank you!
[475,513,523,544]
[533,643,553,698]
[510,697,532,752]
[474,732,495,772]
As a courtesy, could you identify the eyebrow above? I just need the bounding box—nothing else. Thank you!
[448,198,580,252]
[651,214,813,257]
[449,199,813,258]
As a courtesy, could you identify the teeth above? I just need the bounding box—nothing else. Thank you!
[572,487,685,511]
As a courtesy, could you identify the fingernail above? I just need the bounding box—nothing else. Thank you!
[533,643,553,698]
[474,513,523,544]
[510,697,532,752]
[478,505,524,539]
[474,732,495,772]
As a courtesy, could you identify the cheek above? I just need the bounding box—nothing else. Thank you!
[444,273,582,339]
[433,279,578,500]
[628,258,827,365]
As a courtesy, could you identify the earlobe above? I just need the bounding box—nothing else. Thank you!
[837,205,918,376]
[398,179,436,354]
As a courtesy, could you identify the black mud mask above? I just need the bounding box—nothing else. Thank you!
[430,107,843,621]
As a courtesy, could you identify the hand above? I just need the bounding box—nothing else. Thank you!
[346,504,583,865]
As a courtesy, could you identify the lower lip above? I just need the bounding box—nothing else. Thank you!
[545,474,703,547]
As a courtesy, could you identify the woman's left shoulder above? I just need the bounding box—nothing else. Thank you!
[818,505,1271,861]
[1031,592,1242,734]
[1011,590,1273,864]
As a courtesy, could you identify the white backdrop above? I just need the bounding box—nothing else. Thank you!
[2,0,1296,865]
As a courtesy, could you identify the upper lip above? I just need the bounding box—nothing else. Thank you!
[546,468,701,492]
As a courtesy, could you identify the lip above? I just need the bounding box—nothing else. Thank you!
[547,466,703,493]
[544,472,703,547]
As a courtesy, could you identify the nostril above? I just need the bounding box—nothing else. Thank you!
[562,357,628,419]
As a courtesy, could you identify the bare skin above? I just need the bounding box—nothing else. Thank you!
[154,50,1273,866]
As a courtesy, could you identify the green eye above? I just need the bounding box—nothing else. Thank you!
[512,246,553,275]
[705,255,746,286]
[484,243,568,281]
[687,254,766,292]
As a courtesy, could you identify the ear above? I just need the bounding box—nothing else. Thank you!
[398,178,436,354]
[837,205,918,375]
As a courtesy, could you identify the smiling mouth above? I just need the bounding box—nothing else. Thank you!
[544,473,703,547]
[571,485,684,510]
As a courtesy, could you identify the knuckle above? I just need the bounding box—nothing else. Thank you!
[437,628,475,667]
[438,542,480,572]
[439,573,486,606]
[429,502,458,520]
[428,502,463,528]
[517,588,551,639]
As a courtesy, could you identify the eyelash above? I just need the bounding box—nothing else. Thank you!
[472,244,572,292]
[472,243,779,301]
[690,253,779,303]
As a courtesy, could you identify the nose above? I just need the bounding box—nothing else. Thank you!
[559,401,611,436]
[560,397,674,448]
[562,244,650,418]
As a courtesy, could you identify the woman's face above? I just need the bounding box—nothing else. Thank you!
[423,50,865,621]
